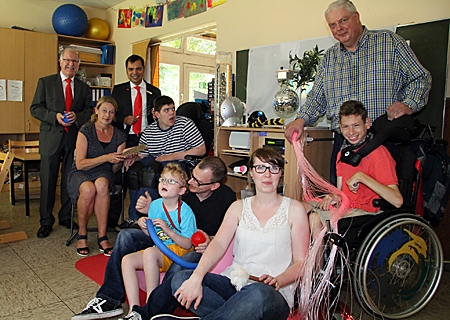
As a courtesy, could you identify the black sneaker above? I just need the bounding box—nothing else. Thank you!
[119,311,143,320]
[150,315,200,320]
[71,297,123,320]
[115,218,138,232]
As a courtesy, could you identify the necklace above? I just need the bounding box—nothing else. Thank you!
[162,199,181,232]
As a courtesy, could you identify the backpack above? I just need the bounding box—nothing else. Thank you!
[125,160,163,190]
[411,121,450,223]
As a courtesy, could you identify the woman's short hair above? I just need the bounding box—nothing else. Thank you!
[248,148,285,170]
[90,95,119,123]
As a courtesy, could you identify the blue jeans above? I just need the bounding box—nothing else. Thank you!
[96,228,154,306]
[133,251,202,319]
[171,270,289,320]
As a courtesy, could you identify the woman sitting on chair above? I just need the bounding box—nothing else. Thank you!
[68,96,127,257]
[168,148,310,320]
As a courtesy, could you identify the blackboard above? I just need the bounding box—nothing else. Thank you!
[395,19,448,137]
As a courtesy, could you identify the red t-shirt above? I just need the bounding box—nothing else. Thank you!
[336,145,398,212]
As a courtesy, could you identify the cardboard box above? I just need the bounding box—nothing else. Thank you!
[79,52,101,63]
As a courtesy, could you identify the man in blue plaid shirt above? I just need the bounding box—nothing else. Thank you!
[285,0,431,185]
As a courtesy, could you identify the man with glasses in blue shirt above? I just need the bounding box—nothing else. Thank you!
[72,156,236,320]
[285,0,431,186]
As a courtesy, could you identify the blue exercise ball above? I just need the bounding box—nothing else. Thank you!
[52,4,88,37]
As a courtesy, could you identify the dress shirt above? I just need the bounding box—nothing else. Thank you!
[297,27,431,131]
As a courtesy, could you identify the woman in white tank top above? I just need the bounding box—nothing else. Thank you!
[169,148,310,320]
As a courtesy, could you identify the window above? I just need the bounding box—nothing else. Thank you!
[158,32,216,106]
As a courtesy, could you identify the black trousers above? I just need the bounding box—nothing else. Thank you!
[39,133,74,227]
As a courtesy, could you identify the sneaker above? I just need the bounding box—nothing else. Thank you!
[115,219,137,232]
[119,311,143,320]
[71,297,123,320]
[150,315,200,320]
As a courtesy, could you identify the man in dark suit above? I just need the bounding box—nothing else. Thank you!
[110,54,161,229]
[111,54,161,148]
[30,48,93,238]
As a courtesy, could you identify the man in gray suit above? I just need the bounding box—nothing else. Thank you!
[30,48,93,238]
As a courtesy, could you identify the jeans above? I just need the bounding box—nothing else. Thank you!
[133,251,202,319]
[171,270,289,320]
[96,228,154,306]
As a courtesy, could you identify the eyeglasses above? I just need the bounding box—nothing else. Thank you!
[251,165,282,174]
[191,173,216,187]
[61,58,80,64]
[159,177,182,186]
[328,13,354,30]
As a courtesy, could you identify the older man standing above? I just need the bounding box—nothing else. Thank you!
[30,48,92,238]
[285,0,431,185]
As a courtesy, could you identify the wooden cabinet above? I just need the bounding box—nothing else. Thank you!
[0,28,57,135]
[24,32,58,133]
[215,126,333,200]
[57,35,115,93]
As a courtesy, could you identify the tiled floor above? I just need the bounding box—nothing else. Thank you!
[0,189,448,319]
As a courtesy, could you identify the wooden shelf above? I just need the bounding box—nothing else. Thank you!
[215,126,333,200]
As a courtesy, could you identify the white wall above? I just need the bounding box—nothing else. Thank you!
[1,0,449,91]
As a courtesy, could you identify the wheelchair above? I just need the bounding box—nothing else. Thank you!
[325,116,444,319]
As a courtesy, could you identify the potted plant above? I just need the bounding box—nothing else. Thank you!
[289,45,324,91]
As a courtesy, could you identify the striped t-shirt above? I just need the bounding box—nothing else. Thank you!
[139,116,204,157]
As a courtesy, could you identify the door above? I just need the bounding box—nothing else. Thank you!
[183,64,214,104]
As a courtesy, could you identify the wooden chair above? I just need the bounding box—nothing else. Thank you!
[8,139,39,153]
[8,140,41,216]
[0,152,28,244]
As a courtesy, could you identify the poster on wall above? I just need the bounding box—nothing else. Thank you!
[118,8,132,28]
[145,5,164,27]
[167,0,184,21]
[184,0,207,17]
[211,0,226,7]
[132,7,146,27]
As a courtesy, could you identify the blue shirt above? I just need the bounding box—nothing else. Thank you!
[298,27,431,130]
[148,198,197,246]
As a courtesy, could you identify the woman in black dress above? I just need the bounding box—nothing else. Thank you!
[68,96,127,256]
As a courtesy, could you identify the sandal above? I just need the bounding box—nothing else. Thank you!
[98,235,113,257]
[76,235,90,257]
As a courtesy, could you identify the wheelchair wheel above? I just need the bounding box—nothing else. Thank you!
[353,213,443,319]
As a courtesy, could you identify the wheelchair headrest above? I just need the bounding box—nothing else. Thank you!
[177,102,203,124]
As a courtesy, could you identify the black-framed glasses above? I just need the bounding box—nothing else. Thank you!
[191,173,217,187]
[61,58,80,64]
[251,165,282,174]
[159,177,182,186]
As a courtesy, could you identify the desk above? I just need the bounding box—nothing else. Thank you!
[10,150,40,217]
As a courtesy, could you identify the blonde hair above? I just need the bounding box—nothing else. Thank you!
[161,163,189,187]
[90,96,119,123]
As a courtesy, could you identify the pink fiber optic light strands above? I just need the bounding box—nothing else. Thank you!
[291,132,351,320]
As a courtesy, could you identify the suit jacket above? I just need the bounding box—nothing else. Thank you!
[111,81,161,135]
[30,74,92,157]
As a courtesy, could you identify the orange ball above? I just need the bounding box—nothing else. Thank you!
[84,18,110,40]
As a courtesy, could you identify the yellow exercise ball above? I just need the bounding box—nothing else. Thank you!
[84,18,110,40]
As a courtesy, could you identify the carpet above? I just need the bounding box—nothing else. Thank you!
[75,253,147,306]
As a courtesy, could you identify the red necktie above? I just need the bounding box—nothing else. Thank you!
[133,86,142,135]
[65,78,73,132]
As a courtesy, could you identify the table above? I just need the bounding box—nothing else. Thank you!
[9,150,40,217]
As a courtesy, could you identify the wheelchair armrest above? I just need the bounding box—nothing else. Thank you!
[184,154,205,161]
[372,198,415,211]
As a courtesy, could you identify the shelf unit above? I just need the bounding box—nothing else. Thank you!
[57,35,115,93]
[215,126,333,200]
